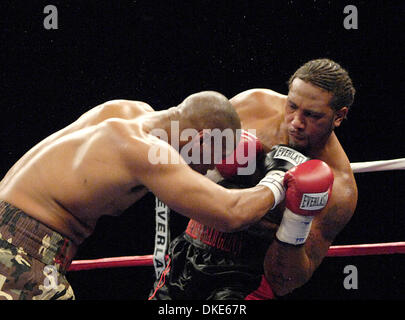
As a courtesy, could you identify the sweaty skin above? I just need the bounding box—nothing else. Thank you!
[0,101,154,244]
[230,80,358,295]
[0,99,275,248]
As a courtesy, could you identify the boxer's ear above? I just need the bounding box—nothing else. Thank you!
[199,130,212,144]
[333,107,348,127]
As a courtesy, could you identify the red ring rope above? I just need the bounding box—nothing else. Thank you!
[325,241,405,257]
[68,255,154,271]
[67,241,405,271]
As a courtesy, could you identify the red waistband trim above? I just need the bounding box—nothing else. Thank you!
[185,220,243,256]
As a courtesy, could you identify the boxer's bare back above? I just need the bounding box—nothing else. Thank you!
[0,100,155,244]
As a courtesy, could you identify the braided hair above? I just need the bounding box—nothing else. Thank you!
[288,59,356,112]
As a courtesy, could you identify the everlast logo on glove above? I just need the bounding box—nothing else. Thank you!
[273,146,308,166]
[299,192,329,211]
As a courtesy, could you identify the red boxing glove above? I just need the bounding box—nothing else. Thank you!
[276,160,334,245]
[216,130,263,178]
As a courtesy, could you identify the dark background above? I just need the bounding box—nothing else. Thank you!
[0,0,404,302]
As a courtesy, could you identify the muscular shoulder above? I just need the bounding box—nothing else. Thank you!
[230,89,287,112]
[100,120,186,176]
[315,134,358,237]
[334,165,358,214]
[76,99,154,126]
[96,99,154,119]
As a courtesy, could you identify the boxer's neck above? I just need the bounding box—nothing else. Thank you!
[142,108,195,147]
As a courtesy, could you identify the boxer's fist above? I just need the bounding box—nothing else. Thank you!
[276,160,334,245]
[216,130,263,179]
[257,145,309,210]
[285,160,334,215]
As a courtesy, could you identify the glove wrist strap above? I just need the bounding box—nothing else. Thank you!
[258,170,285,210]
[276,208,313,246]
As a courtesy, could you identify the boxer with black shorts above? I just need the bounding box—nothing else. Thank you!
[150,59,358,299]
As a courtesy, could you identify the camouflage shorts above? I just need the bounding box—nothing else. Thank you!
[0,201,77,300]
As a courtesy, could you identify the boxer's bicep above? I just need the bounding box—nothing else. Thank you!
[306,180,357,269]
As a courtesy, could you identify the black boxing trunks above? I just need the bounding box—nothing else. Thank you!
[149,219,275,300]
[0,201,76,300]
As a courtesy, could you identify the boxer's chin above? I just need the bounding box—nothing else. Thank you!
[287,136,308,153]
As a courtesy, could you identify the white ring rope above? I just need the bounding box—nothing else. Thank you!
[351,158,405,173]
[67,157,405,272]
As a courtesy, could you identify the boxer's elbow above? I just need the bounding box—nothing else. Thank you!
[265,271,311,297]
[222,190,270,232]
[209,188,266,232]
[264,258,313,296]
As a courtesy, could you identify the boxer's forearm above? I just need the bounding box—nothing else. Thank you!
[222,185,275,232]
[137,144,277,232]
[173,185,275,233]
[263,240,313,296]
[148,168,275,232]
